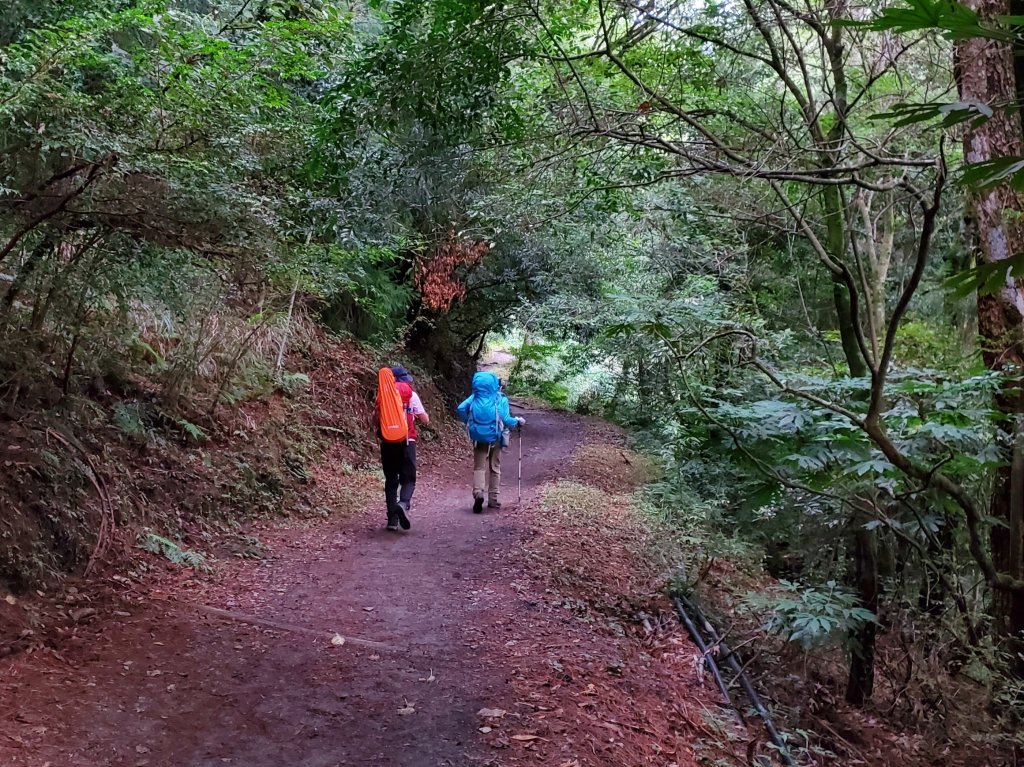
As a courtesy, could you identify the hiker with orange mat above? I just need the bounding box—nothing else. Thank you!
[377,366,429,531]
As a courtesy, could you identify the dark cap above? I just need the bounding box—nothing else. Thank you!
[391,365,414,383]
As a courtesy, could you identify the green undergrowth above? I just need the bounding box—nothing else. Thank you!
[489,334,613,414]
[139,530,211,572]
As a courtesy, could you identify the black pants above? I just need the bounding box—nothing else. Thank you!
[381,440,417,517]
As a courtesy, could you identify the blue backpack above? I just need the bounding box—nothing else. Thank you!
[465,372,504,444]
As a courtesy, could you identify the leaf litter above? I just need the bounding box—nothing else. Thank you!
[472,427,745,767]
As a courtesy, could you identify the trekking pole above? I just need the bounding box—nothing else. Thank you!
[517,427,523,504]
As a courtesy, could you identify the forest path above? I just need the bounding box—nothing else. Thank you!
[0,403,584,767]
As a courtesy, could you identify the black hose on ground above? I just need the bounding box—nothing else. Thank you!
[672,593,795,767]
[676,593,793,765]
[671,594,743,725]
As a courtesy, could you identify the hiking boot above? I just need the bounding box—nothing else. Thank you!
[473,497,484,514]
[488,500,501,509]
[386,520,400,531]
[396,502,411,530]
[386,509,400,531]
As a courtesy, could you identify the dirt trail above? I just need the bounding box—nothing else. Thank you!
[0,404,584,767]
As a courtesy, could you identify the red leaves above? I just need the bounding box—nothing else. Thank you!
[414,231,489,312]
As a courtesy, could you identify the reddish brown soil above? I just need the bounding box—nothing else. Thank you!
[0,406,735,767]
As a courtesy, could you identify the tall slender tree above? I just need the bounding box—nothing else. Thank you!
[956,0,1024,652]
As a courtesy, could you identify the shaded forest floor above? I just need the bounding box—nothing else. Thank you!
[0,401,742,767]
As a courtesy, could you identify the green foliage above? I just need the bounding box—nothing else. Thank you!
[743,580,877,651]
[871,99,995,130]
[176,418,207,442]
[890,320,974,369]
[860,0,1015,42]
[311,246,414,343]
[277,372,310,397]
[862,0,1024,307]
[505,336,617,413]
[139,530,210,571]
[510,341,572,408]
[945,251,1024,300]
[0,0,357,411]
[113,402,151,441]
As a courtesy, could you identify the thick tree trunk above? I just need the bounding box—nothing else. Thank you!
[958,0,1024,652]
[822,185,869,379]
[832,279,868,378]
[846,504,880,705]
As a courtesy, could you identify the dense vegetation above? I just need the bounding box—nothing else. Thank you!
[5,0,1024,761]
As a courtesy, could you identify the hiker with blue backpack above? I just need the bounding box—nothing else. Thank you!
[456,372,526,513]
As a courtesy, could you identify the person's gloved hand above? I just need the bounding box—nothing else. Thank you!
[517,418,527,429]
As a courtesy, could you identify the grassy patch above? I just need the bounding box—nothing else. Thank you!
[566,441,660,491]
[540,480,615,520]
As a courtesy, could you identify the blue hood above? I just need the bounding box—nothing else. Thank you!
[458,371,515,442]
[471,371,499,398]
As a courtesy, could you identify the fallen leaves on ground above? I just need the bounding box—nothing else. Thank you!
[475,427,745,767]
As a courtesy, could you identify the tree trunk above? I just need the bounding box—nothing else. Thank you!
[958,0,1024,654]
[822,185,869,379]
[1,237,52,317]
[820,55,876,700]
[856,190,894,356]
[832,278,868,378]
[846,503,879,705]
